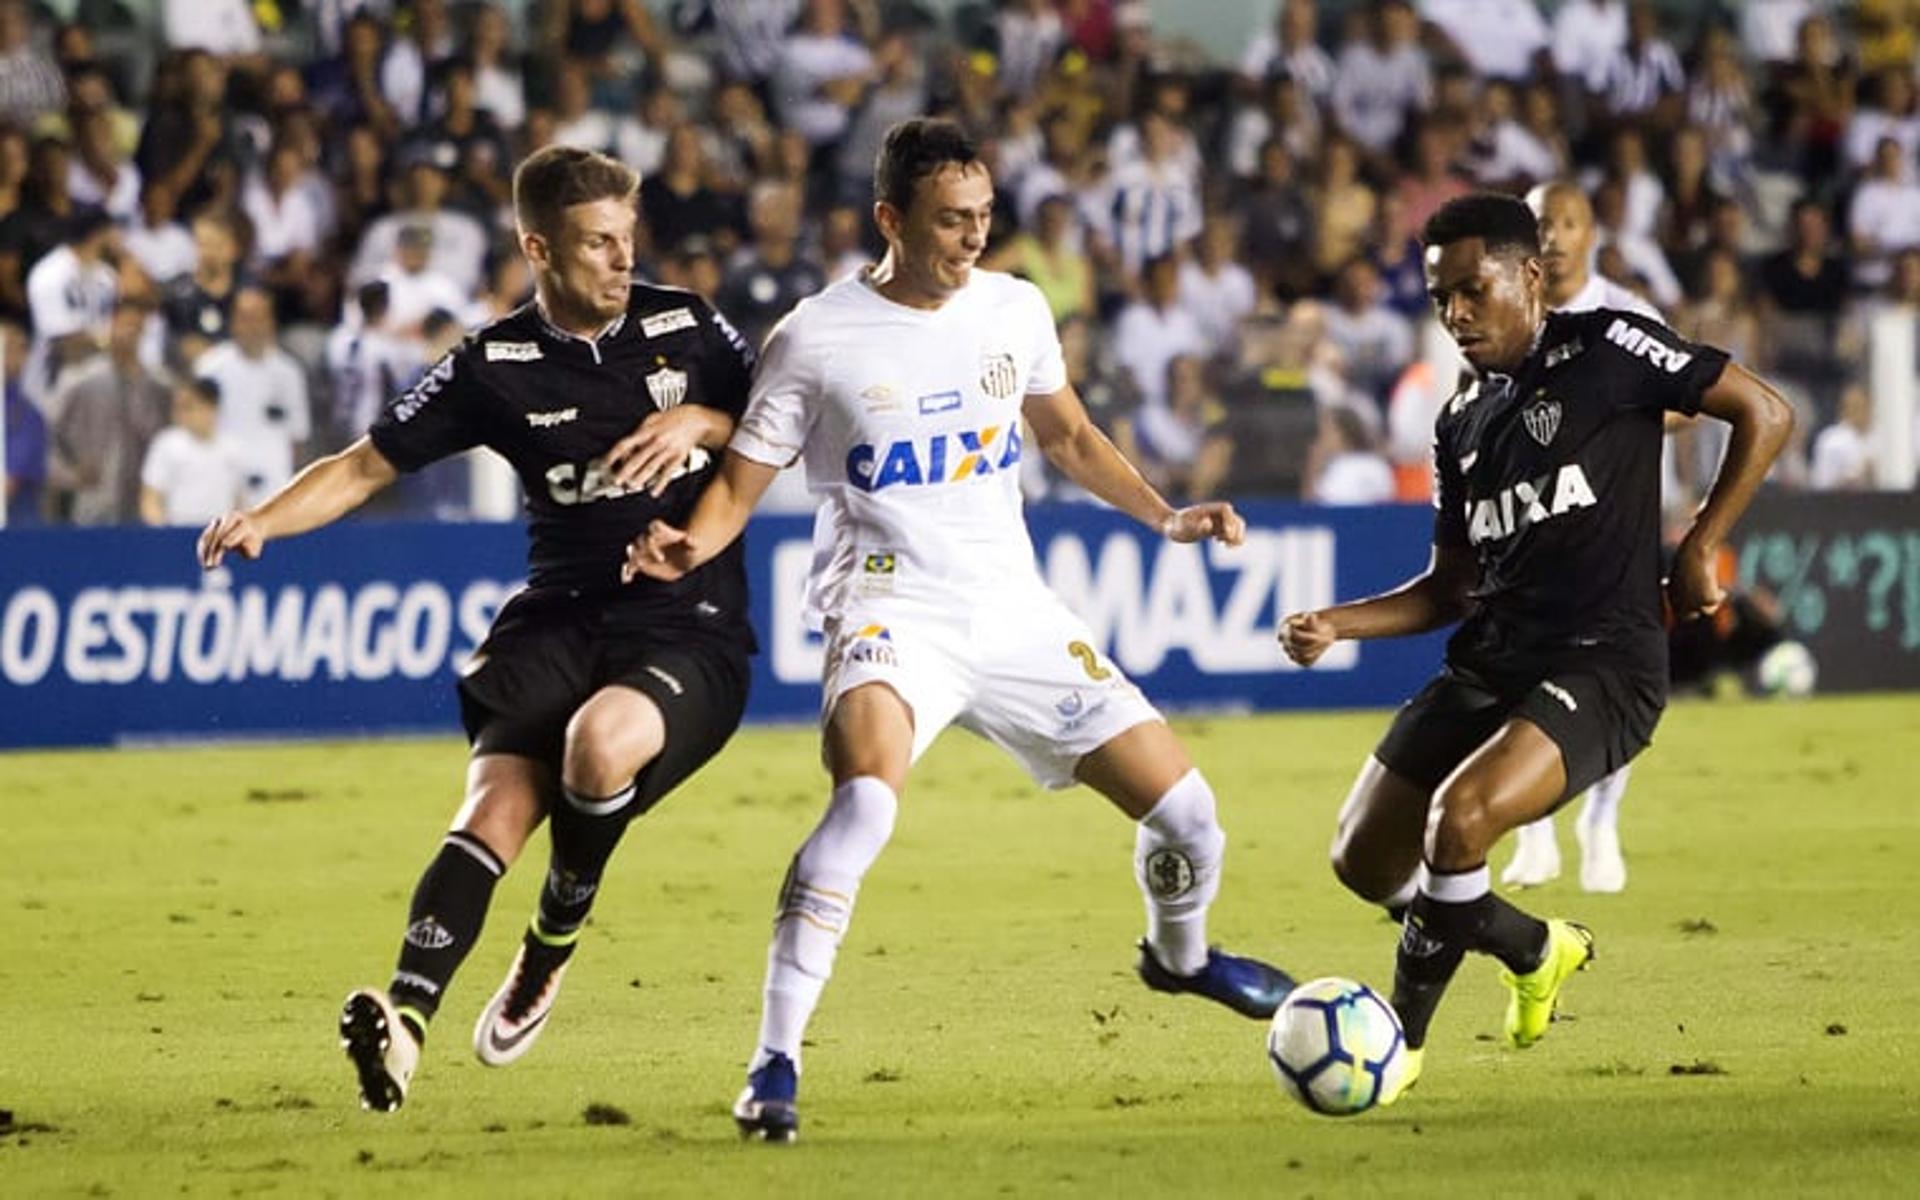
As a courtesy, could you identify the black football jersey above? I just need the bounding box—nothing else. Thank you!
[1432,308,1730,674]
[369,283,755,636]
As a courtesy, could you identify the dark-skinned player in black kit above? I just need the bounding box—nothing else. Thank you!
[197,145,759,1112]
[1279,193,1792,1101]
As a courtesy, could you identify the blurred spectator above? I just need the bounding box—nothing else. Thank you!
[1672,247,1759,500]
[658,235,724,301]
[1176,215,1256,357]
[1659,126,1725,273]
[162,0,263,58]
[67,109,139,225]
[2,318,43,524]
[1854,0,1920,75]
[194,285,312,505]
[717,181,822,352]
[986,192,1094,324]
[614,83,679,178]
[1235,137,1316,301]
[1766,11,1853,181]
[773,0,875,153]
[311,13,402,142]
[1311,136,1376,281]
[1807,382,1873,490]
[1846,136,1920,290]
[1239,0,1332,103]
[1761,198,1850,317]
[125,180,196,288]
[817,204,868,283]
[708,79,778,187]
[548,58,615,153]
[25,205,117,402]
[1846,67,1920,172]
[994,0,1067,103]
[547,0,670,94]
[245,140,331,320]
[1741,0,1824,68]
[641,123,746,259]
[1322,257,1414,410]
[42,61,138,157]
[161,209,247,368]
[1598,2,1685,130]
[418,57,514,217]
[46,297,165,524]
[381,0,456,128]
[376,223,474,336]
[1013,109,1091,229]
[833,28,926,208]
[1090,108,1201,284]
[1121,353,1231,503]
[468,3,527,132]
[1591,175,1682,307]
[1370,191,1429,318]
[349,153,489,294]
[138,375,246,526]
[1227,72,1321,182]
[1329,0,1431,159]
[134,49,241,217]
[1759,199,1853,430]
[1466,80,1561,189]
[675,0,800,92]
[326,280,420,442]
[1420,0,1551,83]
[1687,25,1756,181]
[0,0,64,128]
[1303,404,1395,505]
[1059,311,1142,446]
[1551,0,1627,94]
[1396,119,1472,248]
[0,135,78,319]
[1111,252,1205,408]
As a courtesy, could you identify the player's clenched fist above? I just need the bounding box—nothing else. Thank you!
[623,518,696,583]
[1278,610,1337,667]
[1163,502,1246,547]
[198,510,266,569]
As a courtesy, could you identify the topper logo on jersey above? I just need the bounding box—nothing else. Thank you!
[1465,463,1597,545]
[1604,318,1693,373]
[845,424,1022,492]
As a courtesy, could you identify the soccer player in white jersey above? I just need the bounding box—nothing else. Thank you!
[629,118,1297,1143]
[1502,180,1663,894]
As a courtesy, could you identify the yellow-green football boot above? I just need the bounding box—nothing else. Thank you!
[1501,920,1594,1048]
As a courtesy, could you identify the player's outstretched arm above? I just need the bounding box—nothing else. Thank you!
[1279,542,1477,666]
[1023,384,1244,546]
[1669,360,1794,619]
[623,448,779,583]
[196,437,399,569]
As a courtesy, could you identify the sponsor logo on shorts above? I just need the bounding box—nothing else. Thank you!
[1055,690,1086,718]
[645,665,685,696]
[640,307,698,338]
[1144,849,1195,899]
[404,917,455,950]
[1067,640,1112,682]
[486,340,544,362]
[525,407,578,428]
[1540,680,1579,712]
[843,623,897,667]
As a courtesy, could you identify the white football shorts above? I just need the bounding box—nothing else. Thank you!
[819,592,1163,789]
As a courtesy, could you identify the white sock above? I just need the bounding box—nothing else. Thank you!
[752,775,898,1072]
[1134,769,1225,976]
[1423,862,1491,904]
[1513,817,1556,852]
[1580,765,1630,833]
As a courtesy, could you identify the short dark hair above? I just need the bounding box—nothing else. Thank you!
[1422,192,1540,258]
[874,118,980,212]
[512,144,638,240]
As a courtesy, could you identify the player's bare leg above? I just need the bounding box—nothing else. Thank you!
[1077,721,1296,1019]
[476,687,666,1066]
[737,683,913,1142]
[343,755,549,1110]
[1329,756,1430,920]
[1394,720,1591,1063]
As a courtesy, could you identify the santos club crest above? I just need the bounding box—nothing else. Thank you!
[1522,391,1561,446]
[646,366,688,409]
[980,352,1018,400]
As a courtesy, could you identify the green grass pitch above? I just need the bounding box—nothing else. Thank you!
[4,695,1918,1197]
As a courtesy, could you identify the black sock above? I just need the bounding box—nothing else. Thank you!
[1479,892,1551,974]
[1384,901,1411,925]
[1391,891,1472,1049]
[388,831,504,1033]
[537,784,639,937]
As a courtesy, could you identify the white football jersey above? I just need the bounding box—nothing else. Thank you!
[730,268,1067,626]
[1557,272,1662,321]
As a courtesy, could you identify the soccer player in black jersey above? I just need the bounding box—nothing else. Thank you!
[1279,193,1792,1099]
[197,146,758,1112]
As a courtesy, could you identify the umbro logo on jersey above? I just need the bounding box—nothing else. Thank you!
[486,340,544,362]
[1522,392,1562,445]
[1465,463,1597,545]
[526,407,579,428]
[860,384,900,412]
[640,307,698,338]
[1605,318,1693,374]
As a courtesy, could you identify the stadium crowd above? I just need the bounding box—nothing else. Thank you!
[1,0,1916,529]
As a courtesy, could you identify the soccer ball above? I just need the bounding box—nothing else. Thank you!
[1266,977,1408,1116]
[1756,639,1817,698]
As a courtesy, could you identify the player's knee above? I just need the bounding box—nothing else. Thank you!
[562,698,664,797]
[1328,838,1393,903]
[1427,777,1501,867]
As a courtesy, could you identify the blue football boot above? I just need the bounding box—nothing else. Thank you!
[1136,939,1296,1019]
[733,1051,800,1144]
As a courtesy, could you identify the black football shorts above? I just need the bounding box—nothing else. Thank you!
[1373,660,1666,808]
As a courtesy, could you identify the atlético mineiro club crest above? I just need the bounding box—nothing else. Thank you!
[646,366,688,409]
[1522,391,1561,446]
[980,352,1018,400]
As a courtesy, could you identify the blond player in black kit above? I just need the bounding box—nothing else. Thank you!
[1280,194,1792,1100]
[198,146,758,1112]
